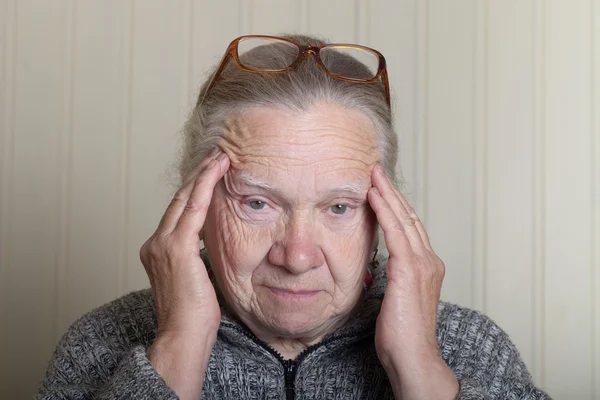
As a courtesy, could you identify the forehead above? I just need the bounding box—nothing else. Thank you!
[220,104,380,180]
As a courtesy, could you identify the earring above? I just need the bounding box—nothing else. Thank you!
[370,248,379,269]
[199,230,206,253]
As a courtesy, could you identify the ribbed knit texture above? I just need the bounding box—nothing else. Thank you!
[34,256,552,399]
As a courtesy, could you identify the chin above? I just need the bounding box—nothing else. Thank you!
[264,310,328,338]
[256,294,331,337]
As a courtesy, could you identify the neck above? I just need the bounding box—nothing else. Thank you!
[270,336,322,360]
[258,311,355,360]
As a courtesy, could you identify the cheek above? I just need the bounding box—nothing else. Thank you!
[325,210,376,290]
[205,192,274,280]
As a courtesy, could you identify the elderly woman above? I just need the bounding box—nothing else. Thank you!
[35,35,551,400]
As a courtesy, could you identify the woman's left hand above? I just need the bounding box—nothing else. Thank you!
[368,164,459,400]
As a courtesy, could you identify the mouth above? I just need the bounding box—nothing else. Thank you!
[268,287,321,299]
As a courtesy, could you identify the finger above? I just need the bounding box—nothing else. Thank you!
[181,147,220,185]
[392,190,433,251]
[157,150,220,234]
[367,186,412,261]
[375,165,433,250]
[175,152,230,237]
[372,164,428,253]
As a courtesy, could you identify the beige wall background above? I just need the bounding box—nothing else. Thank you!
[0,0,598,398]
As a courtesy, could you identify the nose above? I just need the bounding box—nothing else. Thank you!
[268,215,324,274]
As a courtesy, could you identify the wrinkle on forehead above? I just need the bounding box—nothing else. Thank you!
[232,171,371,195]
[220,104,380,170]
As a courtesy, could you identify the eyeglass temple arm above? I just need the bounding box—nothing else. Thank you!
[196,43,237,107]
[381,69,391,108]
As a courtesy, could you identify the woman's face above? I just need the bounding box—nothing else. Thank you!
[203,103,380,343]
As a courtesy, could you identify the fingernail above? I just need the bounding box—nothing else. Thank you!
[208,159,217,169]
[216,152,227,162]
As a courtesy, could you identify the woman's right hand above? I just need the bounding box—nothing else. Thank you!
[139,150,229,399]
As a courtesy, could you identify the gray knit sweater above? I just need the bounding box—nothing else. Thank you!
[34,257,552,399]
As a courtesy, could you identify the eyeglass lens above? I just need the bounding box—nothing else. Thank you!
[237,37,379,80]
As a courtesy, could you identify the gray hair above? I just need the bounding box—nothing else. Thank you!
[174,34,403,190]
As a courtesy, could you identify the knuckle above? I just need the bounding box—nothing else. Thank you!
[184,199,207,214]
[144,239,184,271]
[139,236,157,264]
[437,259,446,276]
[147,238,169,261]
[145,245,162,265]
[403,216,416,226]
[171,190,189,204]
[139,245,148,264]
[439,265,446,279]
[389,220,405,233]
[421,258,443,279]
[195,174,209,187]
[406,205,419,219]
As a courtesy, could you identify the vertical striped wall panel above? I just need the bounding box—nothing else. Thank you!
[544,1,594,398]
[593,2,600,398]
[1,2,68,398]
[0,1,597,398]
[59,0,127,335]
[485,0,536,374]
[125,1,188,294]
[427,0,476,309]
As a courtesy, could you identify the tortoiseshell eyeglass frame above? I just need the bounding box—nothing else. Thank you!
[196,35,391,109]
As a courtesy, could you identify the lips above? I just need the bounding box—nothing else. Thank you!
[268,287,320,297]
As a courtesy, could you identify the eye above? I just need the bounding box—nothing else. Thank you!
[248,200,267,210]
[330,204,348,215]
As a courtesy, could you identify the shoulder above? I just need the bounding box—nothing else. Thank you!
[436,301,513,353]
[35,290,173,398]
[436,301,531,379]
[57,289,157,357]
[437,301,500,330]
[436,301,509,344]
[434,303,553,398]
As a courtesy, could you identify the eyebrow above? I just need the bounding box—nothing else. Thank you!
[235,172,370,195]
[330,182,370,194]
[236,172,274,190]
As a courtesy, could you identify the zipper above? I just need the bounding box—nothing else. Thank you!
[283,359,297,400]
[221,322,372,400]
